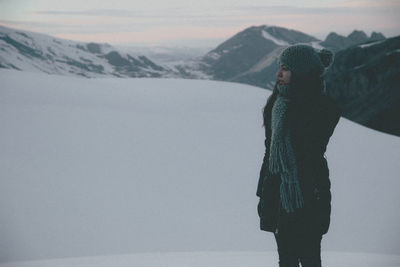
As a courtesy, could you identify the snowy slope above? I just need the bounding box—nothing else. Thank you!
[261,30,290,46]
[1,251,400,267]
[1,69,400,264]
[0,26,173,78]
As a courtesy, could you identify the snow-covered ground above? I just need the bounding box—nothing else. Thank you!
[1,69,400,265]
[1,251,400,267]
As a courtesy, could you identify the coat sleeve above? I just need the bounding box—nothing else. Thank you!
[256,137,270,197]
[317,99,341,157]
[313,97,341,235]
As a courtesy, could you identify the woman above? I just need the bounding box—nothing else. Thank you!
[256,44,341,267]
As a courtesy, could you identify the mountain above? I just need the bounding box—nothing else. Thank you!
[119,45,213,66]
[320,30,386,52]
[370,31,386,41]
[324,36,400,136]
[194,27,387,88]
[195,25,322,88]
[0,25,176,78]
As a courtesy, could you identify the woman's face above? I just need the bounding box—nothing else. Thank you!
[276,64,291,84]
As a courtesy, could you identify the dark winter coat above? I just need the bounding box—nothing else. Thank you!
[256,91,341,235]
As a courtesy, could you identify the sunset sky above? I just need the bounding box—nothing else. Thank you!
[0,0,399,47]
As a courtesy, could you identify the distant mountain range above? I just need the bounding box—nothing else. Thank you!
[0,24,399,136]
[321,30,386,52]
[0,25,178,78]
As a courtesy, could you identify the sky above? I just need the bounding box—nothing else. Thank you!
[0,0,399,47]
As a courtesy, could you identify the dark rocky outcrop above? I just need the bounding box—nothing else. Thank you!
[324,36,400,136]
[321,30,386,52]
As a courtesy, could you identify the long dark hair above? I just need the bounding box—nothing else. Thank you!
[262,70,325,128]
[262,80,279,128]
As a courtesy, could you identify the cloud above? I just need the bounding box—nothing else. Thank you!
[1,20,74,28]
[31,2,400,20]
[2,1,399,46]
[32,9,144,18]
[0,19,148,33]
[227,3,399,15]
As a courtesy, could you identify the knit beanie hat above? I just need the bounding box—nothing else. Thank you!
[278,44,334,77]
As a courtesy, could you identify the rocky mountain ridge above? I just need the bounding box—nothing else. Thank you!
[321,30,386,51]
[0,25,178,78]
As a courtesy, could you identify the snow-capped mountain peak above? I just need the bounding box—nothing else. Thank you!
[0,25,174,78]
[261,29,290,46]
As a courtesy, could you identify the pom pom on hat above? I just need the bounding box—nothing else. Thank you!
[319,49,334,68]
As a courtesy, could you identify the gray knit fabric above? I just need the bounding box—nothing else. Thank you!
[269,83,304,213]
[278,44,334,76]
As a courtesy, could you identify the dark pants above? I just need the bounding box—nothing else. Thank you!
[274,212,323,267]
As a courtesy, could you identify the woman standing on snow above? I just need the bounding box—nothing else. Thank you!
[256,44,341,267]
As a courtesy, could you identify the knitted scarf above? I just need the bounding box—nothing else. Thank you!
[269,83,304,213]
